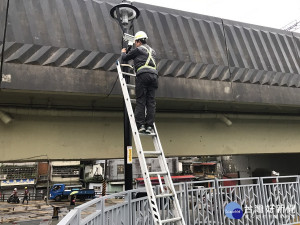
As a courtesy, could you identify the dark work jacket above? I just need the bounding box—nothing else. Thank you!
[121,44,158,76]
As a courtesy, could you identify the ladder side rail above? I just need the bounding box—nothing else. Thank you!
[116,61,162,225]
[152,123,186,225]
[157,175,165,194]
[152,135,182,220]
[152,124,176,195]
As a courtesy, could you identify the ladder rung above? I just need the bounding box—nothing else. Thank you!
[131,99,136,104]
[156,193,174,198]
[127,84,135,89]
[162,217,182,223]
[148,171,168,176]
[139,132,156,136]
[143,151,162,155]
[120,63,134,69]
[122,72,136,77]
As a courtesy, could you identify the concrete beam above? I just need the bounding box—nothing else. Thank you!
[0,112,299,161]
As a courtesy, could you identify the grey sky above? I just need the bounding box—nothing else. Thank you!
[133,0,300,31]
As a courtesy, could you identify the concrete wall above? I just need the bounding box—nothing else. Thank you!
[1,112,300,161]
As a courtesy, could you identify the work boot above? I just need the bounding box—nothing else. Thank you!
[138,125,146,133]
[145,126,153,134]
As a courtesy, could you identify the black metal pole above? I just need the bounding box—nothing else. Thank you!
[122,27,133,191]
[110,0,140,191]
[124,81,133,190]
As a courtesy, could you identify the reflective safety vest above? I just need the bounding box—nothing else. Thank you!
[137,45,157,72]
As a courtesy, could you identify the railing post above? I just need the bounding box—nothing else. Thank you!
[77,208,81,225]
[70,209,79,225]
[127,190,132,225]
[101,197,105,225]
[297,176,300,224]
[96,198,101,211]
[184,182,190,225]
[95,199,102,225]
[259,177,268,225]
[215,178,222,225]
[212,179,219,225]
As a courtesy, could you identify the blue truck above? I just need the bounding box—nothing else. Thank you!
[49,184,95,201]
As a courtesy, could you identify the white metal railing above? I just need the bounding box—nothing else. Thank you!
[58,208,79,225]
[59,176,300,225]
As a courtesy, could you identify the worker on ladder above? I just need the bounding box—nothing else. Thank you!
[121,31,158,134]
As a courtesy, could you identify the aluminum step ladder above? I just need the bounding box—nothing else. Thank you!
[116,61,186,225]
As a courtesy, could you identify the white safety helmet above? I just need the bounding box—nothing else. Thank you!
[14,188,17,191]
[134,31,148,41]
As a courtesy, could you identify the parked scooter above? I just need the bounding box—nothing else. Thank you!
[7,194,20,203]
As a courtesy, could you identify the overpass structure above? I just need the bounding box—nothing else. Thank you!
[0,0,300,161]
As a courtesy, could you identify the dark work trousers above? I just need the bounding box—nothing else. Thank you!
[22,195,29,204]
[135,72,158,129]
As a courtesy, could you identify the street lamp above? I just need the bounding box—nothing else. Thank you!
[110,1,140,33]
[110,1,140,191]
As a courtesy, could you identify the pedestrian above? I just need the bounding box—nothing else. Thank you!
[121,31,158,134]
[70,191,77,206]
[12,188,18,197]
[22,187,29,204]
[70,195,76,206]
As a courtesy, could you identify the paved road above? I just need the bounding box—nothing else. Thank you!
[2,219,57,225]
[0,200,75,224]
